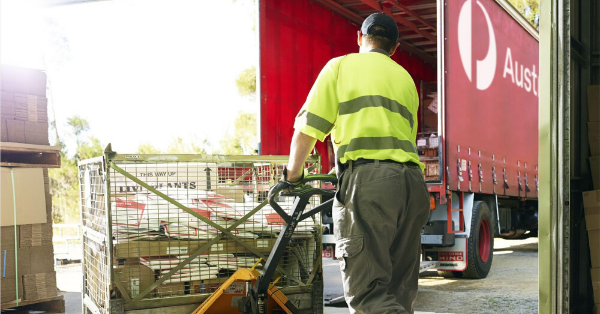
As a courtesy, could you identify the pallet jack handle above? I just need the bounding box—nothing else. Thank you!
[267,174,338,224]
[244,174,337,314]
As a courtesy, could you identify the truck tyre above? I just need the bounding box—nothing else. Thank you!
[460,201,494,279]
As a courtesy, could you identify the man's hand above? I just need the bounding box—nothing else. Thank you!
[283,167,306,185]
[285,167,304,183]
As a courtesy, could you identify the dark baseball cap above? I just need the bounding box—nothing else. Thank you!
[361,13,399,42]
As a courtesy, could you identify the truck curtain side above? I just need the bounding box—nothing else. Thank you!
[259,0,539,279]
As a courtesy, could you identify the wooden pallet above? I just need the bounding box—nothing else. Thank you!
[1,295,65,312]
[0,142,61,168]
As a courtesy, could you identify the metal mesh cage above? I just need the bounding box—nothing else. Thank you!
[79,153,323,313]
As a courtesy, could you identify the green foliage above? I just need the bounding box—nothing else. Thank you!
[507,0,539,29]
[137,143,161,154]
[220,112,257,155]
[76,137,103,161]
[67,115,90,140]
[166,137,210,154]
[235,66,256,97]
[49,116,102,223]
[49,154,79,223]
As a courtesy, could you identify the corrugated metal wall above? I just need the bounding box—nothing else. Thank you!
[259,0,436,171]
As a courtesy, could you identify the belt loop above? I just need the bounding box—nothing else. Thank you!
[348,160,353,173]
[374,160,380,168]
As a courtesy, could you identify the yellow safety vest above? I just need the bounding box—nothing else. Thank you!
[294,51,424,170]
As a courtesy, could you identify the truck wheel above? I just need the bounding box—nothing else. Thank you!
[459,201,494,279]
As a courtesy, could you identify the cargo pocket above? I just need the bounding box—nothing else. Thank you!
[335,234,370,296]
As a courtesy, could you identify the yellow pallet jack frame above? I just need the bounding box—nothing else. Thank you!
[192,175,337,314]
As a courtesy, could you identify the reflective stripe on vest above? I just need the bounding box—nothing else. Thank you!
[339,95,414,131]
[304,111,334,134]
[337,136,418,158]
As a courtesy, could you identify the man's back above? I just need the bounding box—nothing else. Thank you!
[330,52,421,167]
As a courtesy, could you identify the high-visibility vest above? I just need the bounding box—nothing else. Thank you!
[294,51,423,170]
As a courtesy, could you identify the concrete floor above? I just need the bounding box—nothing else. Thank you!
[48,262,448,314]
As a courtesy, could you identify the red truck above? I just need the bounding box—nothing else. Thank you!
[259,0,539,278]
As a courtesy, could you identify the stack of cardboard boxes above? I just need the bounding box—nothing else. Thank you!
[0,65,61,309]
[586,84,600,313]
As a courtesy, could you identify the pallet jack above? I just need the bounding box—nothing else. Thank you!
[192,174,337,314]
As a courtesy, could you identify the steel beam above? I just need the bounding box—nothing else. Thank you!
[313,0,436,66]
[357,0,436,42]
[412,40,435,46]
[385,0,436,31]
[314,0,364,25]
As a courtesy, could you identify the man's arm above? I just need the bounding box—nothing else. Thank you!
[286,130,318,182]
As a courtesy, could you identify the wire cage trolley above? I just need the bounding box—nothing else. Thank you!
[78,147,325,314]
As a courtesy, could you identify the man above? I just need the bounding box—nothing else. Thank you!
[282,13,430,314]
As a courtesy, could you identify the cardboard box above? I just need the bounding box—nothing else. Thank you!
[585,191,600,268]
[22,272,57,300]
[423,104,438,130]
[20,223,52,247]
[12,94,47,123]
[215,185,248,203]
[1,91,14,102]
[1,119,7,142]
[584,191,600,216]
[114,257,141,267]
[24,121,49,145]
[115,239,276,258]
[592,268,600,305]
[6,119,25,143]
[1,100,16,119]
[1,168,48,226]
[590,230,600,269]
[155,282,185,297]
[1,276,23,303]
[0,247,32,277]
[30,245,55,274]
[114,265,156,299]
[111,163,218,195]
[426,163,440,177]
[588,214,600,232]
[592,156,600,190]
[590,85,600,122]
[590,122,600,156]
[1,226,16,248]
[0,65,47,97]
[585,190,600,204]
[190,278,226,294]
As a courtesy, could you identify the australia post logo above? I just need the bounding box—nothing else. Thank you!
[457,0,539,96]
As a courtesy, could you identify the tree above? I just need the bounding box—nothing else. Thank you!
[220,112,257,155]
[49,116,103,223]
[67,115,89,142]
[137,143,161,154]
[166,137,210,154]
[507,0,539,29]
[235,66,256,97]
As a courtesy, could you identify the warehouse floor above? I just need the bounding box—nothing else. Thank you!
[50,262,451,314]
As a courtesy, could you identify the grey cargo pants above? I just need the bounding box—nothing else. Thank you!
[333,160,430,314]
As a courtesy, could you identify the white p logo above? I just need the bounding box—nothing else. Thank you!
[458,0,497,90]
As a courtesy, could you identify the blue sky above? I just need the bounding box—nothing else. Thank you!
[1,0,258,154]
